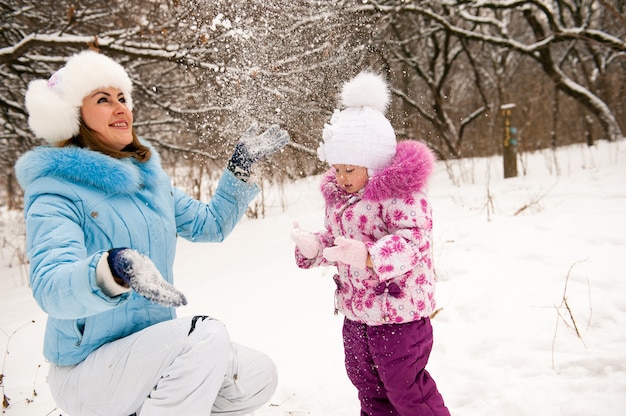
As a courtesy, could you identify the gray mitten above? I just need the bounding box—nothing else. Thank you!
[227,123,290,180]
[108,248,187,307]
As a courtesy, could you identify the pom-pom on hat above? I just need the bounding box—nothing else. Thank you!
[25,50,133,144]
[318,71,396,171]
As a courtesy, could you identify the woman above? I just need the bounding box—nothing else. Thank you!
[15,50,289,416]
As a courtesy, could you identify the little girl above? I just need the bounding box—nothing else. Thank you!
[292,72,450,415]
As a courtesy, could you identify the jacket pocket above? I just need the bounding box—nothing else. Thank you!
[73,318,85,346]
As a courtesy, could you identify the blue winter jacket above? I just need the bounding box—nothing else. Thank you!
[14,144,259,366]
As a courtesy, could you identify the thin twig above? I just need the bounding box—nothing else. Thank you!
[430,307,444,319]
[1,320,36,409]
[586,276,593,330]
[514,182,557,216]
[551,259,589,370]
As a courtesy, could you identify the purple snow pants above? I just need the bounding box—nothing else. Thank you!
[342,317,450,416]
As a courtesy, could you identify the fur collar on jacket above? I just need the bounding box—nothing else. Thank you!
[15,143,164,195]
[321,140,435,203]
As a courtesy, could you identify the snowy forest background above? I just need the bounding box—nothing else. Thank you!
[1,0,625,210]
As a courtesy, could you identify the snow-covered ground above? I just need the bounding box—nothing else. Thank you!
[1,140,625,415]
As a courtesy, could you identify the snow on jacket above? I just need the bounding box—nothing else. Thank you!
[295,140,437,326]
[14,143,259,366]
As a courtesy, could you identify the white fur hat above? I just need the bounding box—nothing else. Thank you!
[318,72,396,171]
[25,50,133,144]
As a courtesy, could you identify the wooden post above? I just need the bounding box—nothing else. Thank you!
[501,103,518,178]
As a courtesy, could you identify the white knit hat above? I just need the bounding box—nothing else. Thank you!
[25,50,133,144]
[318,71,396,171]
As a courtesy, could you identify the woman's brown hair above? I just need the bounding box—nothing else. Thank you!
[57,120,151,162]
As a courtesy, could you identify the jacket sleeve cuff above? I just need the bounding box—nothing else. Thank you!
[96,252,132,297]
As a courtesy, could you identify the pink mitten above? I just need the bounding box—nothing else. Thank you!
[323,237,368,269]
[290,223,320,259]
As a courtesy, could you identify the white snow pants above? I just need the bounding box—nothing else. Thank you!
[48,316,277,416]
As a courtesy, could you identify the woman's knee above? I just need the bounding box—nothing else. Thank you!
[234,343,277,390]
[211,344,277,413]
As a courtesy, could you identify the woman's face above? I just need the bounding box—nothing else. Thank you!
[333,164,369,193]
[81,87,133,151]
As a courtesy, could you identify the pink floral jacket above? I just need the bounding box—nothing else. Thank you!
[295,140,437,326]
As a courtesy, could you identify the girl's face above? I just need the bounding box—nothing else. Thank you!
[333,164,369,193]
[81,87,133,151]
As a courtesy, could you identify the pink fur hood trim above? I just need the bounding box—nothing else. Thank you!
[321,140,436,203]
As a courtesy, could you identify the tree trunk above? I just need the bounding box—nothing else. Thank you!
[524,9,624,142]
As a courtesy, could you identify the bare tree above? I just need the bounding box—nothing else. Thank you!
[360,0,625,151]
[2,0,624,209]
[0,0,371,206]
[366,2,491,159]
